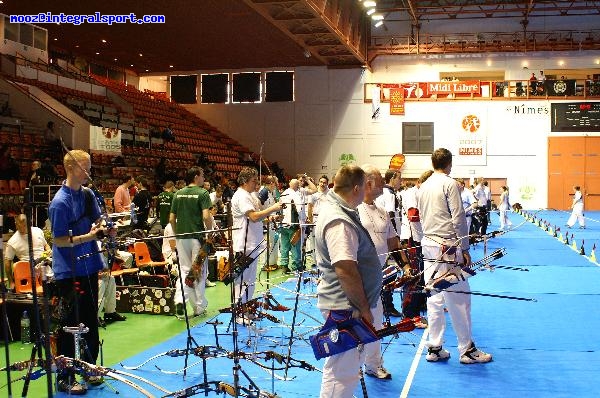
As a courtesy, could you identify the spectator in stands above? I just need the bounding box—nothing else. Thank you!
[43,121,62,162]
[162,124,175,142]
[131,175,153,230]
[157,181,176,229]
[28,159,58,186]
[203,181,212,192]
[155,157,167,185]
[0,144,19,180]
[175,179,186,190]
[114,175,135,213]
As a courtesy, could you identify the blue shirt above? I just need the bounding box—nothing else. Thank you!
[49,184,104,280]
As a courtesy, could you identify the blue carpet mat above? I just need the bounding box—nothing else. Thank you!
[63,210,600,397]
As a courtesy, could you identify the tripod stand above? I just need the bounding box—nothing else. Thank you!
[21,189,54,397]
[0,214,14,397]
[172,235,207,380]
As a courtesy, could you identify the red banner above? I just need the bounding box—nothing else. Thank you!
[428,81,480,94]
[389,88,405,115]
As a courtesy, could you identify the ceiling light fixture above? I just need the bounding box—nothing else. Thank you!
[95,52,100,55]
[139,53,143,57]
[101,39,106,43]
[363,1,376,7]
[374,20,384,28]
[371,14,384,20]
[169,65,174,68]
[367,8,376,15]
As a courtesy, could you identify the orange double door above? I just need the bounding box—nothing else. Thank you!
[548,136,600,210]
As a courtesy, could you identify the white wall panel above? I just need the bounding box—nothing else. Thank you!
[295,104,330,136]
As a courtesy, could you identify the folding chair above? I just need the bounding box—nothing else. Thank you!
[134,241,167,273]
[13,261,43,294]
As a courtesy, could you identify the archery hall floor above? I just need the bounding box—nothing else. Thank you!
[3,210,599,397]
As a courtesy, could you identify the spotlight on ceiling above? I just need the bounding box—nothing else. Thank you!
[374,20,384,28]
[363,1,376,7]
[367,8,376,15]
[371,14,384,20]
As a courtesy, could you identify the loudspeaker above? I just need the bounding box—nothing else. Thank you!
[30,185,61,204]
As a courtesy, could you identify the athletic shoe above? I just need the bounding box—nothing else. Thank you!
[104,312,127,323]
[460,343,492,364]
[281,267,291,274]
[426,346,450,362]
[205,280,216,288]
[384,308,402,318]
[175,303,185,319]
[57,379,87,395]
[411,316,428,329]
[235,315,253,326]
[98,317,106,328]
[364,365,392,379]
[84,375,104,386]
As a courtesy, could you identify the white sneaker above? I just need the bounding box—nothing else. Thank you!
[205,280,216,288]
[235,315,253,326]
[426,346,450,362]
[364,365,392,379]
[460,343,492,364]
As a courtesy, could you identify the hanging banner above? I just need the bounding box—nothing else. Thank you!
[389,153,405,170]
[389,88,405,115]
[427,81,480,94]
[90,125,121,154]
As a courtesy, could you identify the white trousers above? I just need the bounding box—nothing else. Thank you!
[363,299,384,370]
[567,203,585,227]
[499,210,512,230]
[423,244,474,355]
[258,229,278,267]
[175,239,207,313]
[319,311,366,398]
[234,256,258,304]
[98,273,117,315]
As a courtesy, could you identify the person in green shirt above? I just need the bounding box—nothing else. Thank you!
[157,180,176,229]
[169,167,212,319]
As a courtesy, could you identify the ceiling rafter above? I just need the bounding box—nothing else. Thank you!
[241,0,366,66]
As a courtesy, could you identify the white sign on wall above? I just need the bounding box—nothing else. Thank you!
[90,126,121,154]
[453,111,487,166]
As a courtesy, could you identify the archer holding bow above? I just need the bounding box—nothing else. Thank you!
[417,148,492,365]
[49,149,117,394]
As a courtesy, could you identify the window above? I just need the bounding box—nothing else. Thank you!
[33,27,47,51]
[265,71,294,102]
[4,17,19,42]
[170,75,197,104]
[402,122,433,154]
[232,72,260,103]
[201,73,228,104]
[19,24,33,46]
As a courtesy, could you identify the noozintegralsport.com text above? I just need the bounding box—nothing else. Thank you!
[10,12,165,25]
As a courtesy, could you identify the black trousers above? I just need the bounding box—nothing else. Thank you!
[54,273,99,379]
[401,241,426,318]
